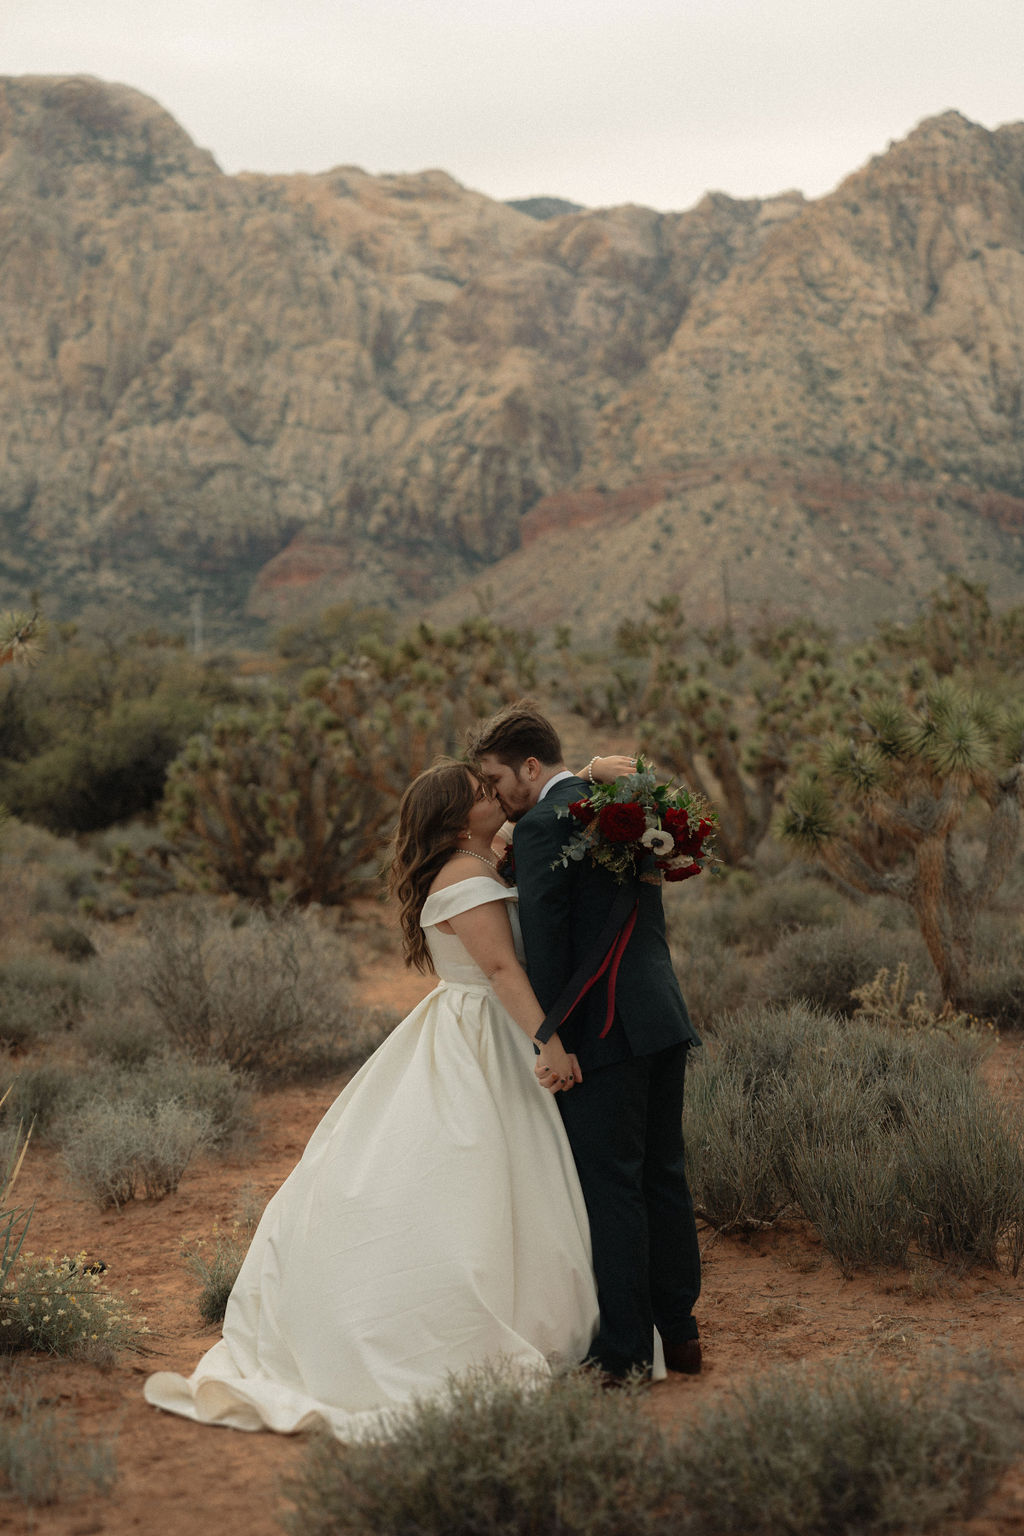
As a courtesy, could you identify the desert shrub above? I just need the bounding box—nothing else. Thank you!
[670,1351,1024,1536]
[137,905,364,1081]
[967,954,1024,1029]
[76,1007,164,1068]
[688,1004,1023,1272]
[116,1056,252,1149]
[283,1353,1024,1536]
[697,871,842,954]
[60,1098,214,1209]
[669,933,751,1027]
[0,953,90,1050]
[0,1252,147,1361]
[3,1053,250,1151]
[0,623,240,834]
[685,1064,788,1230]
[761,914,934,1016]
[283,1364,678,1536]
[41,920,96,962]
[182,1205,260,1325]
[901,1085,1024,1272]
[0,1372,116,1505]
[783,1121,914,1274]
[0,820,105,917]
[0,1062,92,1140]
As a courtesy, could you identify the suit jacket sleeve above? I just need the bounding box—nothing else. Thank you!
[511,800,577,1016]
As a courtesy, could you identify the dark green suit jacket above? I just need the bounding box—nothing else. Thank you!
[513,775,701,1071]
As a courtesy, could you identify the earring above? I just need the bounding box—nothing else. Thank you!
[457,829,470,840]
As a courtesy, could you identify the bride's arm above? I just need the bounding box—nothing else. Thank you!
[446,896,581,1092]
[579,753,635,785]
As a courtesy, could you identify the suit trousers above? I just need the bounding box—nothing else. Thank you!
[556,1041,700,1376]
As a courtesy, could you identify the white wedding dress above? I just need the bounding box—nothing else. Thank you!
[144,877,599,1440]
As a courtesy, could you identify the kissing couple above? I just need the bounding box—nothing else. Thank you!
[145,701,703,1439]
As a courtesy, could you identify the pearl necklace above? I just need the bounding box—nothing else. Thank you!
[457,848,498,871]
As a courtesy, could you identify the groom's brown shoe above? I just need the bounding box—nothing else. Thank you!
[663,1338,702,1375]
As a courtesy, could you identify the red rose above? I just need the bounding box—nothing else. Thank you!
[676,828,704,857]
[598,801,647,844]
[663,862,701,882]
[569,799,596,824]
[663,806,690,838]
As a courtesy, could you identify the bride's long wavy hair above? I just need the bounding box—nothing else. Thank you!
[388,759,478,974]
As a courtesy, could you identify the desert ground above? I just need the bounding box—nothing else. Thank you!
[6,952,1024,1536]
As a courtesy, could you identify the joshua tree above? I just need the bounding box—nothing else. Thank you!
[560,597,843,866]
[879,574,1024,681]
[0,611,43,671]
[780,674,1024,1006]
[163,616,536,906]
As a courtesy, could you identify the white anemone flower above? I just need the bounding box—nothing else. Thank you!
[641,827,675,857]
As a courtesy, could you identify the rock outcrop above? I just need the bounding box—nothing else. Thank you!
[1,78,1022,636]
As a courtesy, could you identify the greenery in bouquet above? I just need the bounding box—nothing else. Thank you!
[554,757,718,884]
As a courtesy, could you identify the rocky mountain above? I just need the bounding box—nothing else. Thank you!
[1,75,1022,641]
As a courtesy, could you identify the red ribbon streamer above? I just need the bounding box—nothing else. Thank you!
[554,899,639,1040]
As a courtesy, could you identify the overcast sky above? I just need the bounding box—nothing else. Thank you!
[6,0,1023,211]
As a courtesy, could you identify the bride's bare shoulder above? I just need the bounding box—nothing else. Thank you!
[428,855,503,897]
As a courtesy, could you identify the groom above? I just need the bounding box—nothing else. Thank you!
[468,702,702,1382]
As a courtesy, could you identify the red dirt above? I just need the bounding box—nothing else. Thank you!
[8,962,1024,1536]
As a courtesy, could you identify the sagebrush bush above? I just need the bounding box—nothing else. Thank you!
[138,905,362,1081]
[283,1352,1024,1536]
[117,1056,252,1149]
[42,920,96,962]
[901,1085,1024,1272]
[61,1098,214,1209]
[669,933,751,1026]
[0,1253,147,1361]
[0,953,90,1050]
[0,1061,91,1140]
[0,1371,116,1505]
[783,1124,914,1273]
[687,1003,1024,1272]
[0,821,104,917]
[283,1364,677,1536]
[685,1065,788,1230]
[966,953,1024,1029]
[76,1007,164,1068]
[761,915,935,1016]
[702,871,841,954]
[671,1351,1024,1536]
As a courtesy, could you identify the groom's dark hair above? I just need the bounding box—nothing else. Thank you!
[466,700,562,769]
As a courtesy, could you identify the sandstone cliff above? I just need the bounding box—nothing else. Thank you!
[1,77,1022,637]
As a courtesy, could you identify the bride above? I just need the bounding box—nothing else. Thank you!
[144,753,633,1439]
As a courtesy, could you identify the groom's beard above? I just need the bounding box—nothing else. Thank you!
[500,804,528,823]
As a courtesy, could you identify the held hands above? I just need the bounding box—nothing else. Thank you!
[534,1034,583,1094]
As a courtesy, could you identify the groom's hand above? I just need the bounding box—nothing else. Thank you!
[535,1040,583,1094]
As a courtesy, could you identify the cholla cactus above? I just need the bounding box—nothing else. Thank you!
[781,676,1024,1005]
[561,597,843,865]
[162,616,536,905]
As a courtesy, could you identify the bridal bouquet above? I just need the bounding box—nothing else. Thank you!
[554,757,718,885]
